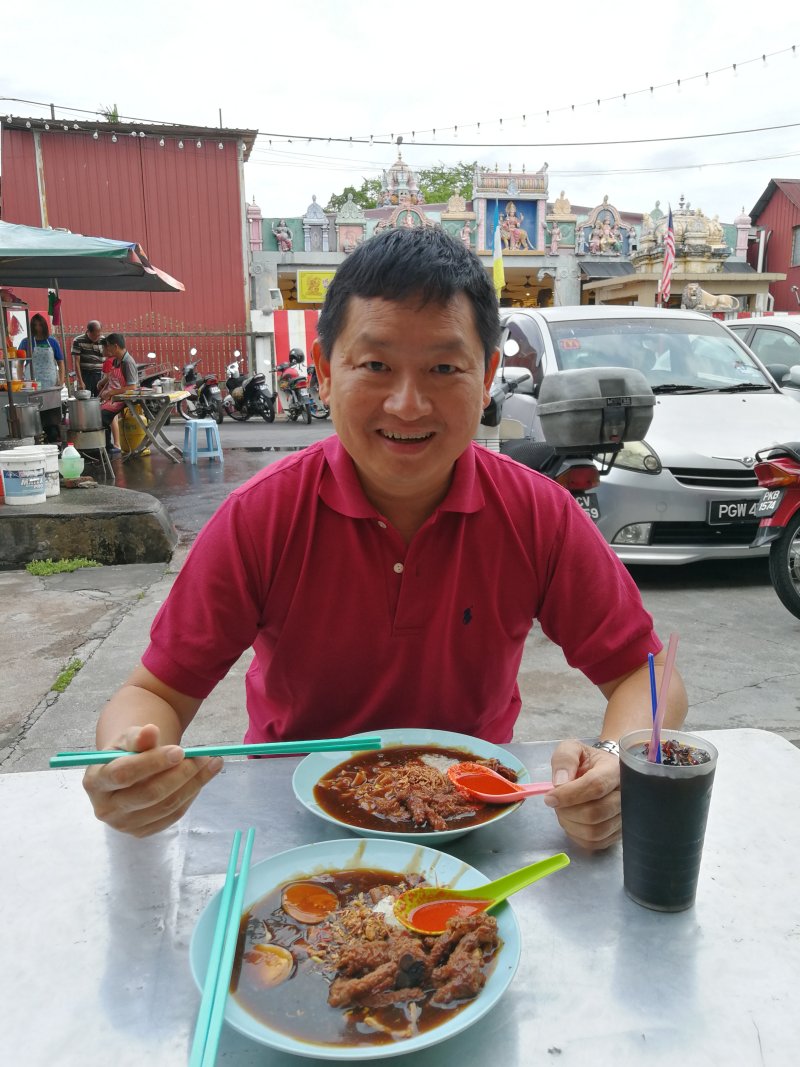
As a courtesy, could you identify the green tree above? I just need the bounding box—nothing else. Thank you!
[326,178,382,212]
[417,161,476,204]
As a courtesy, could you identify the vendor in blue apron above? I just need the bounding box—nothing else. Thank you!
[18,313,66,444]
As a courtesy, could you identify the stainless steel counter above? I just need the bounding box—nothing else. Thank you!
[1,729,797,1065]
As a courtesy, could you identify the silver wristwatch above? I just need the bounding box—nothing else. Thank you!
[592,739,620,758]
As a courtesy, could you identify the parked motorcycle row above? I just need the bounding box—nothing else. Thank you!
[168,347,329,426]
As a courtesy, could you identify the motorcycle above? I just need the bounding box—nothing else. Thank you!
[276,347,314,424]
[306,362,330,420]
[751,442,800,619]
[223,351,276,422]
[177,349,224,424]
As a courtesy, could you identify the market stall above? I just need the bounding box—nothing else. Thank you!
[0,220,184,443]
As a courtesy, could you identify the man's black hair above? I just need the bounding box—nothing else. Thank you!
[102,332,126,349]
[317,226,501,367]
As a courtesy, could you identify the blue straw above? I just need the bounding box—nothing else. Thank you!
[648,653,661,763]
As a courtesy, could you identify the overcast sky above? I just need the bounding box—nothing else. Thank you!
[3,0,799,224]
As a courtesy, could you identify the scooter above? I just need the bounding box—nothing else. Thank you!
[276,348,314,424]
[223,352,276,422]
[478,321,654,524]
[178,349,224,424]
[751,442,800,619]
[306,362,330,420]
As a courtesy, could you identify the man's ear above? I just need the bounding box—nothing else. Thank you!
[311,339,331,402]
[482,350,500,406]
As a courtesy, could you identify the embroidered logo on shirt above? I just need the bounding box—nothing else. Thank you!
[462,607,473,625]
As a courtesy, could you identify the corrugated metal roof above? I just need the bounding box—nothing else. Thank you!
[750,179,800,221]
[1,116,258,161]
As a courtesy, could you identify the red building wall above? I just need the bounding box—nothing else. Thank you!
[1,125,248,366]
[748,184,800,311]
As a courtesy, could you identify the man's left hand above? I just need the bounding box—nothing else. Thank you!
[543,740,620,851]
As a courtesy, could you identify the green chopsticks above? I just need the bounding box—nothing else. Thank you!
[189,827,255,1067]
[49,735,381,769]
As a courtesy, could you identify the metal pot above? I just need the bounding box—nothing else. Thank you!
[66,397,103,432]
[2,402,42,438]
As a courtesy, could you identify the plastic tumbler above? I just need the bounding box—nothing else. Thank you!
[619,729,718,912]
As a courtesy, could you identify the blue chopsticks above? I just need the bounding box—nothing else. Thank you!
[189,827,256,1066]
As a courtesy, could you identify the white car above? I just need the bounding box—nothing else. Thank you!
[725,316,800,402]
[496,306,800,565]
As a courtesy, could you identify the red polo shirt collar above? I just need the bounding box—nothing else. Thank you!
[319,435,486,519]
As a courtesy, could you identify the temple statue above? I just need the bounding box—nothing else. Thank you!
[552,190,571,216]
[272,219,293,252]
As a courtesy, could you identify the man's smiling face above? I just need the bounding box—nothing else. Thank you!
[314,293,498,517]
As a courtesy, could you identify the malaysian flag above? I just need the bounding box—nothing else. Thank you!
[660,207,675,306]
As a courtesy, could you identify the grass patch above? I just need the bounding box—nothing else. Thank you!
[52,659,83,693]
[26,557,101,576]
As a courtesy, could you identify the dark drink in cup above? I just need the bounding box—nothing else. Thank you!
[619,729,717,912]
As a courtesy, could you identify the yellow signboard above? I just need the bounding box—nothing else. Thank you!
[297,270,336,304]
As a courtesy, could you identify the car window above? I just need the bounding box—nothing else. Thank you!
[544,317,770,389]
[748,327,800,365]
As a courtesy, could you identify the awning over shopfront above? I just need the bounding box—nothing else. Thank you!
[579,261,636,279]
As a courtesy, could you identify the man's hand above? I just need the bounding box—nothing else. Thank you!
[82,723,223,837]
[542,740,621,851]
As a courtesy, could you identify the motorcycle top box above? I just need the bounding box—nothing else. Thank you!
[536,367,655,455]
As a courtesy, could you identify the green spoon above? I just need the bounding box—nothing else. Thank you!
[393,853,571,935]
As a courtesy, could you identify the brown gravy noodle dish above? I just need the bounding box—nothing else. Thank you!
[233,868,501,1047]
[313,745,521,833]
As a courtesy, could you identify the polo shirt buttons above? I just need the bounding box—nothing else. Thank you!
[377,521,387,529]
[393,562,404,574]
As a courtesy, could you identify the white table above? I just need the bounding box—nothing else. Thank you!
[1,729,797,1065]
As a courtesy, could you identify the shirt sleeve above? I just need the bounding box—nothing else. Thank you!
[50,339,64,361]
[123,356,138,385]
[142,494,266,698]
[536,496,661,685]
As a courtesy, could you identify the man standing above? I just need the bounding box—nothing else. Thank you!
[98,333,137,449]
[71,320,105,395]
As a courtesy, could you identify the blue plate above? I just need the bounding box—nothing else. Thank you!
[292,727,529,845]
[189,837,522,1060]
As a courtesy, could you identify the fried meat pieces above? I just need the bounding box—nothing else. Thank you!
[326,906,499,1010]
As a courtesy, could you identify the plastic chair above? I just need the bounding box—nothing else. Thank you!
[182,419,223,463]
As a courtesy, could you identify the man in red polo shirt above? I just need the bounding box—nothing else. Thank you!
[83,227,687,846]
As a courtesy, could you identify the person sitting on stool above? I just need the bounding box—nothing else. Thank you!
[99,333,137,450]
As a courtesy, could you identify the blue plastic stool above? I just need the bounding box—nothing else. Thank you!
[183,418,223,463]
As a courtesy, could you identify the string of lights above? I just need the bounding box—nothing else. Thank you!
[1,41,795,150]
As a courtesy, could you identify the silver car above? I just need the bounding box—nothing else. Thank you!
[725,315,800,402]
[497,306,800,565]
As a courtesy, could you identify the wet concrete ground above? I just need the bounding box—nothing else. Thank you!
[106,417,335,539]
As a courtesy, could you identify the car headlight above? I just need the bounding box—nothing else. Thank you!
[608,440,662,474]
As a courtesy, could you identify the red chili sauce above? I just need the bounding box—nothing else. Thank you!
[408,898,492,933]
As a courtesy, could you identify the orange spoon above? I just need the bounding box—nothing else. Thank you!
[448,761,553,804]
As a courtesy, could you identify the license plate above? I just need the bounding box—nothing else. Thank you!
[299,387,310,396]
[753,488,784,518]
[707,499,763,524]
[211,387,221,396]
[574,493,601,521]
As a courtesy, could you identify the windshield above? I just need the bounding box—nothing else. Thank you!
[545,317,773,392]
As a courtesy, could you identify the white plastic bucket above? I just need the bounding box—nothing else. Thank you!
[0,450,46,505]
[14,444,60,497]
